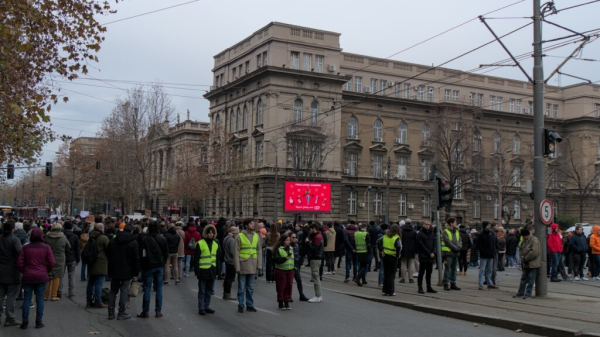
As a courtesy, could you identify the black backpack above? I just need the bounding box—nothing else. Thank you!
[82,234,103,266]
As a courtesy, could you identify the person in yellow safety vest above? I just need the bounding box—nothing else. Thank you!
[380,224,401,296]
[353,223,371,287]
[441,217,462,291]
[234,219,262,313]
[273,233,295,311]
[194,224,219,316]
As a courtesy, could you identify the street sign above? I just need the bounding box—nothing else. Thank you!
[540,199,553,225]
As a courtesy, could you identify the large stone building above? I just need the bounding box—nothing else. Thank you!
[204,22,600,226]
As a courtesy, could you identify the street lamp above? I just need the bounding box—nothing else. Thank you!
[490,150,511,222]
[264,140,280,222]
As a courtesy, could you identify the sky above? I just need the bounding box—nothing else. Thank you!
[33,0,600,176]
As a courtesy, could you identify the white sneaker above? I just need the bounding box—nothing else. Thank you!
[581,277,589,281]
[574,276,580,281]
[308,296,322,303]
[332,271,336,275]
[595,277,600,281]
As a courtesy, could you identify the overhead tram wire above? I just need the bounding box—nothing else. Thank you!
[101,0,201,26]
[555,0,600,13]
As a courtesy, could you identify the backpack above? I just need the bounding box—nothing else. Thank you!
[82,234,103,266]
[187,237,196,250]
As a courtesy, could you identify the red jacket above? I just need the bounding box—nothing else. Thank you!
[184,226,201,256]
[547,223,563,253]
[17,229,56,284]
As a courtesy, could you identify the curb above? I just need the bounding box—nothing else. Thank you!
[345,293,589,337]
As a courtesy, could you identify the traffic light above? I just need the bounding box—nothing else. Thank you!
[544,129,562,157]
[7,164,14,179]
[437,178,453,209]
[45,162,53,177]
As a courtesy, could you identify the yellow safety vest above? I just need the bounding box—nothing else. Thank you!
[354,231,368,253]
[275,247,295,271]
[383,234,399,256]
[198,239,218,269]
[239,232,259,259]
[441,228,460,252]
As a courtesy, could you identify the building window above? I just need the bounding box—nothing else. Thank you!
[348,191,357,215]
[417,86,424,101]
[453,143,462,164]
[473,132,481,152]
[262,51,268,66]
[444,89,451,101]
[310,100,319,126]
[595,103,600,118]
[397,123,407,144]
[493,167,499,184]
[469,92,476,105]
[373,119,383,141]
[553,104,558,118]
[545,103,551,116]
[550,171,558,188]
[380,80,387,96]
[494,198,499,219]
[232,67,237,81]
[348,117,358,139]
[421,158,430,181]
[236,108,241,130]
[374,192,382,215]
[290,52,299,70]
[422,195,430,217]
[256,99,263,125]
[497,97,503,111]
[245,61,250,74]
[394,83,401,98]
[422,125,430,145]
[490,96,496,110]
[242,105,248,129]
[474,163,481,184]
[397,157,407,180]
[355,76,363,93]
[473,198,481,218]
[315,55,324,73]
[370,78,378,94]
[516,99,522,113]
[293,99,303,122]
[478,93,484,107]
[514,199,521,220]
[553,200,559,216]
[373,155,383,179]
[513,135,521,154]
[597,138,600,157]
[509,98,515,113]
[344,79,352,91]
[229,110,235,132]
[404,83,411,98]
[303,53,312,71]
[453,90,460,101]
[427,86,434,102]
[241,144,248,167]
[399,193,407,216]
[512,166,521,187]
[255,141,263,166]
[453,177,462,199]
[493,133,501,153]
[347,152,357,176]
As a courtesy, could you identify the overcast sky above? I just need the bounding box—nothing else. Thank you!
[36,0,600,171]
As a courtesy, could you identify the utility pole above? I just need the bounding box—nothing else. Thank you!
[386,156,391,223]
[432,165,443,286]
[533,0,547,297]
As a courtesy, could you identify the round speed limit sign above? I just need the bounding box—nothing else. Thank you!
[540,199,553,225]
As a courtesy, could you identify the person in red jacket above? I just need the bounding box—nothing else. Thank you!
[184,223,201,277]
[547,223,563,282]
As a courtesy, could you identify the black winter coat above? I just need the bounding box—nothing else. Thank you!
[64,230,81,264]
[400,225,418,258]
[106,231,140,279]
[139,233,168,270]
[477,230,497,259]
[505,234,518,256]
[459,229,472,251]
[334,224,345,256]
[164,227,181,254]
[417,228,436,262]
[368,226,378,247]
[569,232,589,253]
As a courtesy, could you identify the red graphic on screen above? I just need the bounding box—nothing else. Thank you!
[284,182,331,213]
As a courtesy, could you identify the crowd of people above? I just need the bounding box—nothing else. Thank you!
[1,215,599,329]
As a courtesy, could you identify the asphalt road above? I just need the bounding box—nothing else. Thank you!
[6,266,536,337]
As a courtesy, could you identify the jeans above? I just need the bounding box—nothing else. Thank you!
[382,256,397,295]
[443,254,458,286]
[197,279,214,310]
[458,250,468,272]
[108,279,131,316]
[591,254,600,277]
[185,255,193,276]
[59,262,76,296]
[400,257,415,281]
[498,253,505,270]
[86,275,105,305]
[418,261,433,289]
[378,259,384,285]
[237,273,255,308]
[223,263,236,295]
[0,283,20,320]
[356,259,368,282]
[345,251,357,279]
[310,259,322,297]
[569,252,586,278]
[293,268,304,296]
[479,258,494,286]
[550,252,560,279]
[142,267,163,314]
[259,248,266,276]
[516,268,538,297]
[506,255,515,267]
[325,252,335,272]
[80,262,87,281]
[22,283,46,323]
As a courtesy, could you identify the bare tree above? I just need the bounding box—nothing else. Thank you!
[167,139,210,216]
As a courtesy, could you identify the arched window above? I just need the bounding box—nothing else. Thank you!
[397,123,407,144]
[348,117,358,139]
[256,99,263,125]
[236,108,241,131]
[373,119,383,141]
[473,131,482,152]
[310,100,319,125]
[422,125,430,145]
[215,114,220,128]
[493,133,501,153]
[293,99,303,122]
[229,110,235,132]
[242,105,248,129]
[513,134,521,155]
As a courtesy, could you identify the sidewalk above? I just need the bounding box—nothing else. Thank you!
[303,263,600,337]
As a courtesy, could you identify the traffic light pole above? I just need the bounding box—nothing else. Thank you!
[533,0,547,297]
[435,181,443,287]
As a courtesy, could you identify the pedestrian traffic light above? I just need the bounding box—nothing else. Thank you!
[437,178,453,209]
[544,129,562,157]
[45,162,53,177]
[7,164,14,179]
